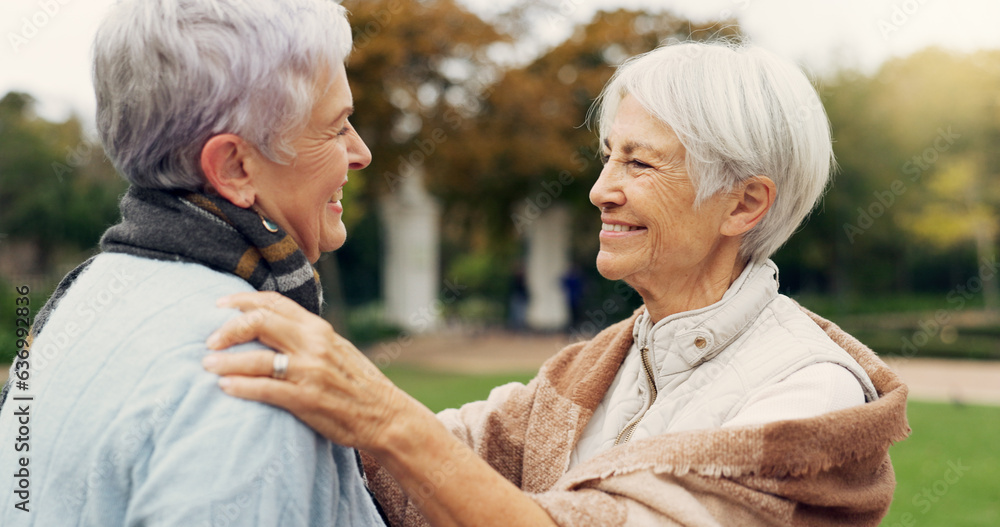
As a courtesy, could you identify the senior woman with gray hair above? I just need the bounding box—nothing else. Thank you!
[203,42,910,526]
[0,0,385,525]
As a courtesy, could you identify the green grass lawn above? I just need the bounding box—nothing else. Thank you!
[383,366,1000,527]
[381,366,535,413]
[880,401,1000,527]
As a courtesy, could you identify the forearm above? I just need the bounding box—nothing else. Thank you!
[367,395,557,527]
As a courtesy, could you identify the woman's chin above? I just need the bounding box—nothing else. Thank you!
[319,226,347,255]
[595,254,627,281]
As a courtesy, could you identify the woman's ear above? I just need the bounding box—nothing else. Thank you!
[200,134,256,208]
[720,176,777,237]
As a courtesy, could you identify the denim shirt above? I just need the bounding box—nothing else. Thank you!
[0,253,384,526]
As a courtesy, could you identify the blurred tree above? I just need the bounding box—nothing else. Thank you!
[342,0,507,200]
[333,1,1000,321]
[474,10,741,230]
[336,1,741,315]
[468,9,741,315]
[0,92,124,275]
[335,0,508,311]
[780,68,906,298]
[879,49,1000,308]
[783,48,1000,305]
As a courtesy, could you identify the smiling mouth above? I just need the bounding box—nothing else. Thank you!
[602,223,642,232]
[329,189,343,203]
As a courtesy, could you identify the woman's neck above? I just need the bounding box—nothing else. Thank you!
[636,257,749,323]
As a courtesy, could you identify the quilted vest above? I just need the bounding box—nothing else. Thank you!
[570,259,877,468]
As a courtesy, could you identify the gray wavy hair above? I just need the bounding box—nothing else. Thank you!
[93,0,352,190]
[594,41,835,263]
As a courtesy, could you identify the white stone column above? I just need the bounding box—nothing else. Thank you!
[525,204,571,330]
[379,165,441,333]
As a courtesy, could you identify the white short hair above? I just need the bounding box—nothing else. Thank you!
[594,41,834,263]
[93,0,353,190]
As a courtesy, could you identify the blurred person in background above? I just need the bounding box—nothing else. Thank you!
[203,42,910,525]
[0,0,385,525]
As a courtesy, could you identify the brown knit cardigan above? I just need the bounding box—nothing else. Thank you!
[363,307,911,526]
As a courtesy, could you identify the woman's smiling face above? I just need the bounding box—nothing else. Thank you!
[589,95,734,291]
[251,63,371,262]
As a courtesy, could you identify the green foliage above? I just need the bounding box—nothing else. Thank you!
[0,277,52,363]
[449,296,505,326]
[791,48,1000,300]
[345,302,404,348]
[0,92,125,274]
[446,251,511,300]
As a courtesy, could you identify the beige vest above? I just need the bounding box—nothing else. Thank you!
[570,260,877,468]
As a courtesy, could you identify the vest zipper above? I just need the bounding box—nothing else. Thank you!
[614,345,658,445]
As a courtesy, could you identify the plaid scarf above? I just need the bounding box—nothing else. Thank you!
[102,186,322,313]
[0,186,322,409]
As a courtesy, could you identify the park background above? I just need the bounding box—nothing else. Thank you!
[1,0,998,525]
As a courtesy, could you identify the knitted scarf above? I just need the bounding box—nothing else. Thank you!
[1,186,322,409]
[102,186,322,313]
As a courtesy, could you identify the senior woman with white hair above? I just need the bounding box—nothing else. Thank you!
[203,42,910,526]
[0,0,385,525]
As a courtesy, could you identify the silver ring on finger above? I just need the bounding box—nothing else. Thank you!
[272,353,290,380]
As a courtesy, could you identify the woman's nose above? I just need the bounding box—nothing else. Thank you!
[590,164,625,209]
[349,131,372,170]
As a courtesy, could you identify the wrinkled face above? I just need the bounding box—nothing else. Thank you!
[589,95,731,290]
[252,63,371,262]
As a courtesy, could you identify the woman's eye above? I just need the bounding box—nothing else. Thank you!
[336,120,353,137]
[628,159,651,169]
[599,152,610,165]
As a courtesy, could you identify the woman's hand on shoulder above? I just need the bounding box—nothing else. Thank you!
[201,291,414,451]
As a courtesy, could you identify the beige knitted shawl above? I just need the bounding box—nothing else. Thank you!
[364,307,911,526]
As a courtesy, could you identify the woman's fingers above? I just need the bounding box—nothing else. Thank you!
[209,291,340,356]
[216,375,308,416]
[213,364,387,448]
[208,306,311,353]
[217,291,307,319]
[202,350,280,378]
[203,291,409,450]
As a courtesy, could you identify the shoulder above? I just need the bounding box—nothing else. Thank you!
[723,363,866,428]
[755,295,845,351]
[11,256,369,523]
[540,309,640,410]
[48,253,254,344]
[30,253,304,438]
[742,294,865,371]
[735,294,877,400]
[76,252,254,304]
